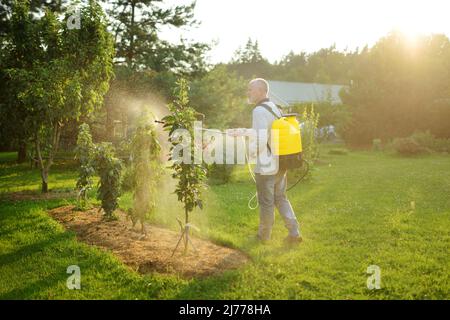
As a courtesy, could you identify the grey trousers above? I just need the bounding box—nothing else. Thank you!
[255,169,300,240]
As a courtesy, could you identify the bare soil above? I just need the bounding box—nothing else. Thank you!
[48,205,250,278]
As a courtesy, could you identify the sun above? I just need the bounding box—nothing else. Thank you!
[395,24,423,43]
[396,28,422,50]
[390,0,432,40]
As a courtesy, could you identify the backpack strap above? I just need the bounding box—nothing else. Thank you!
[258,103,283,155]
[259,103,282,119]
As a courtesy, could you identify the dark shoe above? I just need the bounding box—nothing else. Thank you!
[284,235,302,245]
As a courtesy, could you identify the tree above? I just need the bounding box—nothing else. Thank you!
[275,51,308,82]
[341,31,450,145]
[127,113,161,235]
[103,0,209,73]
[228,38,273,79]
[0,0,48,162]
[100,0,209,142]
[0,0,67,38]
[1,1,71,161]
[302,45,353,84]
[94,143,122,220]
[189,64,247,129]
[162,78,207,254]
[271,46,358,84]
[75,123,95,209]
[232,38,265,64]
[5,1,114,192]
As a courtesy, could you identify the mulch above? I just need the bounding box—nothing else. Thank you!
[48,205,250,278]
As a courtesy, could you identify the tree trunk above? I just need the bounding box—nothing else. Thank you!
[41,169,49,193]
[184,208,189,253]
[35,137,47,193]
[35,123,62,194]
[128,1,136,69]
[17,142,27,163]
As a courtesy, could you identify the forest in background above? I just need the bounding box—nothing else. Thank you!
[1,0,450,161]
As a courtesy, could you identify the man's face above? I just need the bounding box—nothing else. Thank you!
[247,83,263,104]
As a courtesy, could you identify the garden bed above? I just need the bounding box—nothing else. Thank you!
[48,205,249,278]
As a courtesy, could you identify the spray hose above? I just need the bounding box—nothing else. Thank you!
[243,138,259,210]
[242,136,310,210]
[155,120,309,210]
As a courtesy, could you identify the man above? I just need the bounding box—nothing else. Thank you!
[247,78,302,244]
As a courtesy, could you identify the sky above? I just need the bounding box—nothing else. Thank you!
[160,0,450,64]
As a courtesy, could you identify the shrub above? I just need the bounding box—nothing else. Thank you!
[127,116,162,234]
[94,143,122,220]
[409,131,450,153]
[292,101,351,138]
[372,138,382,151]
[299,105,320,179]
[391,137,426,156]
[433,138,450,153]
[300,105,320,163]
[208,164,234,185]
[120,165,135,192]
[75,124,95,209]
[410,131,436,151]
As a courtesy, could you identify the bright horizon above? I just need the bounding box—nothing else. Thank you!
[161,0,450,63]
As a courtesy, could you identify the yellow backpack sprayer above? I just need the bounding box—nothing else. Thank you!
[259,103,303,169]
[246,103,309,209]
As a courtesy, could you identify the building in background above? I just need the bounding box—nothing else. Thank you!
[267,80,346,107]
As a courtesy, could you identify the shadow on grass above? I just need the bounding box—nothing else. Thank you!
[0,272,69,300]
[172,270,243,299]
[0,160,78,194]
[0,232,73,267]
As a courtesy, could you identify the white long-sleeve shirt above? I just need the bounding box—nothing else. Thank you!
[251,99,283,175]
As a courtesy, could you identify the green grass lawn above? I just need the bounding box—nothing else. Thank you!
[0,146,449,299]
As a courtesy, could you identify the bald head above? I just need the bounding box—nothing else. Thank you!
[247,78,269,104]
